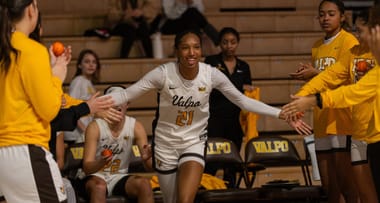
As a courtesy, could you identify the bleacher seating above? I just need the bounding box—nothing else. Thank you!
[41,11,322,37]
[42,32,323,59]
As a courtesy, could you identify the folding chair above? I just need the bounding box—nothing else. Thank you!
[62,142,85,179]
[128,136,153,173]
[204,137,247,188]
[199,137,261,203]
[244,136,312,188]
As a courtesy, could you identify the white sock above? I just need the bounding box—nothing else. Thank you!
[304,134,321,181]
[157,172,177,203]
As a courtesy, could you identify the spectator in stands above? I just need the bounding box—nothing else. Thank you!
[0,0,70,202]
[284,6,380,202]
[160,0,219,46]
[204,27,253,187]
[289,0,359,202]
[81,85,154,203]
[103,29,312,203]
[64,49,101,144]
[106,0,161,58]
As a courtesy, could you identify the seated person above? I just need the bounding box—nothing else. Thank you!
[107,0,161,58]
[160,0,219,46]
[81,85,154,203]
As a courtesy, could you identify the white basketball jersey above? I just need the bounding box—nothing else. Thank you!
[154,62,212,147]
[93,116,135,175]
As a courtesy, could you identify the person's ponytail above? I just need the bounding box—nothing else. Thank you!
[0,0,17,74]
[0,0,34,74]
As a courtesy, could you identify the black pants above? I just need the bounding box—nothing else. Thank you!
[367,141,380,199]
[112,21,153,58]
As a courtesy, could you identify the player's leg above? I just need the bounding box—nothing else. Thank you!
[154,144,180,203]
[177,141,205,203]
[113,175,154,203]
[315,136,341,203]
[85,175,107,203]
[367,141,380,200]
[351,139,378,203]
[332,135,359,203]
[157,172,178,203]
[177,160,203,203]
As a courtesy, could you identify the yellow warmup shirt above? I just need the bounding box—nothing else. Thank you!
[297,29,358,137]
[62,93,83,108]
[321,65,380,144]
[297,45,375,141]
[0,31,63,149]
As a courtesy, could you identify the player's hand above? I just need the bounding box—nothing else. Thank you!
[96,107,124,125]
[51,45,71,82]
[287,119,312,135]
[141,144,152,161]
[87,92,114,114]
[282,95,317,119]
[289,63,319,81]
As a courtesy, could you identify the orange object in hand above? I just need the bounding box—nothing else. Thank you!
[356,61,368,72]
[101,149,113,157]
[52,41,65,56]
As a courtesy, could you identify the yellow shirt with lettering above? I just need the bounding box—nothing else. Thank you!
[321,65,380,144]
[297,29,358,137]
[297,45,375,141]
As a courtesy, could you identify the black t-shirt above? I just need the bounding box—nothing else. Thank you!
[205,53,252,118]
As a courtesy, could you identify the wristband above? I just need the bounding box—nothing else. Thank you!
[315,93,322,109]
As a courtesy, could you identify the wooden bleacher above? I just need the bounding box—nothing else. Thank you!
[42,32,322,59]
[41,11,322,37]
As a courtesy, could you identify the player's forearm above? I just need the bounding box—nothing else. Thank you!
[83,160,105,175]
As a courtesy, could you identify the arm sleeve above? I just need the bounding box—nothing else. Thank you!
[21,46,62,121]
[297,61,350,96]
[50,102,91,132]
[211,68,281,118]
[321,66,380,108]
[108,66,164,106]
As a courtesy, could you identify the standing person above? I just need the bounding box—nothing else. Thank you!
[64,49,100,144]
[204,27,253,187]
[0,0,71,202]
[160,0,219,46]
[82,85,154,203]
[104,30,311,203]
[289,0,359,202]
[287,8,378,203]
[283,7,380,200]
[107,0,161,58]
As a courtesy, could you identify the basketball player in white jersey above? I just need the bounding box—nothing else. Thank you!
[105,30,312,203]
[82,85,153,203]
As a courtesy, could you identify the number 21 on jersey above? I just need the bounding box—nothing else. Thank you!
[176,110,194,126]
